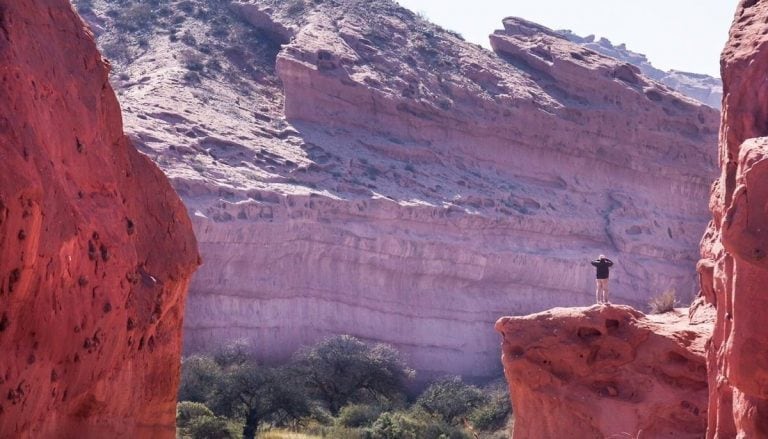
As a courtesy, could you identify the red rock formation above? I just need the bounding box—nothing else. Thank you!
[495,305,711,438]
[698,0,768,436]
[0,1,198,437]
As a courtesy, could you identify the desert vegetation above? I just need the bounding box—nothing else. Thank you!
[71,0,283,85]
[648,288,678,314]
[177,336,512,439]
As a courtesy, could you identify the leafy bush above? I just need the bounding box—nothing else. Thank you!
[181,31,197,46]
[214,338,253,367]
[286,0,306,15]
[179,355,223,403]
[338,404,383,428]
[115,4,154,32]
[367,411,469,439]
[183,51,205,72]
[416,377,487,423]
[467,386,511,431]
[177,401,214,428]
[649,288,677,314]
[187,415,240,439]
[183,71,201,83]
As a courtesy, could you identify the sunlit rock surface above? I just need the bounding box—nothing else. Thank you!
[560,30,722,109]
[496,305,712,438]
[0,1,199,436]
[75,0,717,380]
[698,0,768,435]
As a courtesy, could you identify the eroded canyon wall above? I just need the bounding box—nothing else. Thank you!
[0,1,198,437]
[74,0,717,381]
[559,30,723,109]
[495,305,712,438]
[698,0,768,435]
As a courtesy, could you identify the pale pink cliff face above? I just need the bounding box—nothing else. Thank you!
[0,1,198,437]
[82,1,718,380]
[698,0,768,436]
[496,305,712,438]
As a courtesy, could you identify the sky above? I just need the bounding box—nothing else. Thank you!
[396,0,736,77]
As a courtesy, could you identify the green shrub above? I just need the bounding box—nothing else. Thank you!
[649,288,677,314]
[338,404,383,428]
[187,415,240,439]
[183,51,205,72]
[367,412,413,439]
[115,4,154,32]
[286,0,306,15]
[214,338,252,367]
[177,401,214,428]
[467,390,510,431]
[181,31,197,46]
[416,377,487,424]
[178,354,222,403]
[367,411,469,439]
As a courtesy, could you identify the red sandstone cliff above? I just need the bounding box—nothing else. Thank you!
[698,0,768,435]
[496,305,712,438]
[0,1,199,437]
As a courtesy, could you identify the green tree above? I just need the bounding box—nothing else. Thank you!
[210,363,311,439]
[293,335,415,414]
[178,354,223,403]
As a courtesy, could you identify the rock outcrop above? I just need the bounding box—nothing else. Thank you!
[496,305,712,438]
[73,0,717,381]
[560,30,723,109]
[698,0,768,435]
[0,1,199,437]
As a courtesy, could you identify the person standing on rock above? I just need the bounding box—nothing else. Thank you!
[591,254,613,304]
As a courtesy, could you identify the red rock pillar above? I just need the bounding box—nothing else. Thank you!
[699,0,768,436]
[0,0,199,437]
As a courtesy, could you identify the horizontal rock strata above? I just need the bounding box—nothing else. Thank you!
[77,0,717,380]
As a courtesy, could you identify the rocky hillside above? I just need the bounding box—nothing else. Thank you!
[698,0,768,435]
[560,30,723,109]
[71,0,718,381]
[0,0,199,437]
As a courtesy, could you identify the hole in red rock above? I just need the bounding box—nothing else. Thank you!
[645,89,663,102]
[577,327,602,340]
[605,319,619,331]
[586,345,600,365]
[680,400,701,416]
[510,346,524,358]
[668,351,689,364]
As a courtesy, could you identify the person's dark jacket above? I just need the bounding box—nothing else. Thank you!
[591,258,613,279]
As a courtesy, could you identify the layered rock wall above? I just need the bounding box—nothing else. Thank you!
[560,30,723,109]
[0,1,198,437]
[698,0,768,435]
[74,0,718,381]
[496,305,711,438]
